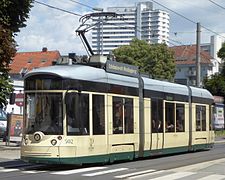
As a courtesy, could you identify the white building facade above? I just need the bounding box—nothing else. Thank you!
[201,35,225,76]
[92,1,169,55]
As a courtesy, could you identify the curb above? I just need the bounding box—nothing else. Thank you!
[214,140,225,144]
[0,147,20,151]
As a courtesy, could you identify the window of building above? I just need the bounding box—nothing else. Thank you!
[165,102,175,132]
[113,97,133,134]
[196,105,206,131]
[93,95,105,135]
[151,98,163,133]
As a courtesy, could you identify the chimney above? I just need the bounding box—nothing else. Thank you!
[42,47,47,52]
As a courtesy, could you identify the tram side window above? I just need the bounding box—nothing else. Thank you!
[196,105,206,131]
[113,97,123,134]
[151,98,163,133]
[66,93,89,135]
[209,105,213,131]
[113,97,134,134]
[165,102,175,132]
[176,104,185,132]
[93,95,105,135]
[124,98,134,133]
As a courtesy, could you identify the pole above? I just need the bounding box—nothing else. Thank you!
[196,22,201,87]
[138,72,144,158]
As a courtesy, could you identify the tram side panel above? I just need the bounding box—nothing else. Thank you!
[149,98,164,154]
[191,103,214,150]
[163,101,190,153]
[107,94,139,162]
[143,98,151,157]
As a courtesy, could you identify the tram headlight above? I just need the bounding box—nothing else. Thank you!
[24,138,29,145]
[57,136,62,140]
[34,133,41,141]
[33,131,44,142]
[51,139,57,146]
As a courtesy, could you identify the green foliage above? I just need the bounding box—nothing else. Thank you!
[0,75,13,108]
[0,25,16,108]
[113,38,176,81]
[215,130,225,137]
[0,0,33,108]
[217,43,225,61]
[203,74,225,96]
[0,0,33,33]
[204,42,225,96]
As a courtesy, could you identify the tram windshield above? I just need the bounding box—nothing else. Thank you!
[25,93,63,135]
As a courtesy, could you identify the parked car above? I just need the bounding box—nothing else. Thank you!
[0,109,7,138]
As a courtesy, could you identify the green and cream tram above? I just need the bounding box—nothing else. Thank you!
[21,59,214,165]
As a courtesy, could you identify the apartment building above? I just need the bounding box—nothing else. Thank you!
[92,1,169,55]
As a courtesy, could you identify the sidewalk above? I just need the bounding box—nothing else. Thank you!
[0,140,20,151]
[215,135,225,143]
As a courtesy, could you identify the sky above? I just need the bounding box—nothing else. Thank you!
[15,0,225,55]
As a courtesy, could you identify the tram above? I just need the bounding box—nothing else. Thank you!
[21,56,214,165]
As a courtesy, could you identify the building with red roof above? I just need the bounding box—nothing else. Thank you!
[9,47,60,78]
[170,45,214,86]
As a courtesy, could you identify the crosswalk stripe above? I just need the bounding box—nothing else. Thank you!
[82,168,128,177]
[51,166,107,175]
[115,169,156,179]
[197,174,225,180]
[22,170,47,174]
[128,170,165,179]
[148,172,196,180]
[0,169,19,172]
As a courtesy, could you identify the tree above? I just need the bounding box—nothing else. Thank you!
[0,0,33,108]
[203,42,225,96]
[113,38,176,81]
[203,74,225,96]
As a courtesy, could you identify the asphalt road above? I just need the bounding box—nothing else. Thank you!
[0,142,225,180]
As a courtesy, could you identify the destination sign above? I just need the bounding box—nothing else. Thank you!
[106,60,139,77]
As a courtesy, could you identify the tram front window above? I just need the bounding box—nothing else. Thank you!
[25,93,63,135]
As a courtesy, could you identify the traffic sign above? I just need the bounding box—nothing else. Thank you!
[15,93,24,107]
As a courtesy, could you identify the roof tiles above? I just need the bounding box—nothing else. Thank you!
[170,45,212,65]
[9,50,61,74]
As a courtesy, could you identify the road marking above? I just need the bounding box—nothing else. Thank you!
[22,170,46,174]
[115,169,156,179]
[172,158,225,172]
[148,172,196,180]
[197,174,225,180]
[82,168,128,176]
[0,168,19,172]
[51,166,107,175]
[128,170,165,179]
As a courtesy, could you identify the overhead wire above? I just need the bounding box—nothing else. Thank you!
[209,0,225,10]
[34,0,224,56]
[168,37,214,62]
[68,0,94,10]
[151,0,225,39]
[34,0,82,16]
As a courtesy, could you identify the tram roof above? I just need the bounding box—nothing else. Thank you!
[25,64,213,100]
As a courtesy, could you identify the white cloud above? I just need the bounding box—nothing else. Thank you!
[15,0,225,55]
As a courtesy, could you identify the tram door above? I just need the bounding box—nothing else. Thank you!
[150,98,164,151]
